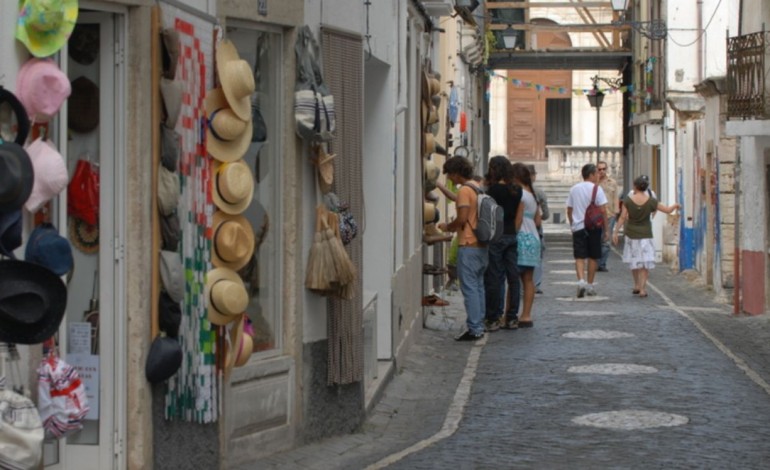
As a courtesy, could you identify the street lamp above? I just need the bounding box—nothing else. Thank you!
[586,84,604,163]
[501,25,518,49]
[611,0,667,40]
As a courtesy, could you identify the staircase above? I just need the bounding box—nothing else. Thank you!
[535,178,574,226]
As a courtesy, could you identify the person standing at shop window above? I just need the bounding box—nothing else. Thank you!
[597,161,618,272]
[438,156,488,341]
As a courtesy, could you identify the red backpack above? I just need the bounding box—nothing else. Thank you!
[584,184,604,230]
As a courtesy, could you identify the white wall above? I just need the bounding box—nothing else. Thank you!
[738,0,770,34]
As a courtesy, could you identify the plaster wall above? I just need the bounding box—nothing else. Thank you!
[740,0,770,34]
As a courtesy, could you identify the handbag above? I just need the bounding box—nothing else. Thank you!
[324,192,357,246]
[0,344,44,470]
[37,349,89,439]
[584,184,605,231]
[67,158,100,226]
[294,26,335,142]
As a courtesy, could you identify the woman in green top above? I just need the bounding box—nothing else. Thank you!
[611,175,680,297]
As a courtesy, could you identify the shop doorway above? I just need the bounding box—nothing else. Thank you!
[43,10,127,470]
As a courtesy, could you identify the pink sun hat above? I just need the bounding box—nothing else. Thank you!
[16,58,71,123]
[24,137,69,213]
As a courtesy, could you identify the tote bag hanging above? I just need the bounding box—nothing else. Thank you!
[294,26,335,142]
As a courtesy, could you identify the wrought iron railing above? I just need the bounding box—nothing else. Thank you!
[727,31,770,119]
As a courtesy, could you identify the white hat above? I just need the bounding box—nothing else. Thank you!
[24,138,68,213]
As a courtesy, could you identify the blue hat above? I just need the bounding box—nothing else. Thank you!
[25,223,73,276]
[0,210,22,258]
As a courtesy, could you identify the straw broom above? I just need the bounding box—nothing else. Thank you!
[325,211,356,286]
[306,205,331,291]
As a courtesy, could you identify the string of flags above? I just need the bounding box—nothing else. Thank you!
[486,69,636,96]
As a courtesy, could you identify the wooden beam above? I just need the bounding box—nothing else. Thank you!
[486,2,613,8]
[489,23,629,32]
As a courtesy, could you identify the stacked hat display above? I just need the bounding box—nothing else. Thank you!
[204,39,257,377]
[421,71,452,245]
[147,26,185,385]
[0,59,72,347]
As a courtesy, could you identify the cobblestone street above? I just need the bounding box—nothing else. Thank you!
[252,232,770,469]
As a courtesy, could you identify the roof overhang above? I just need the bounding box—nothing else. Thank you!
[488,50,631,71]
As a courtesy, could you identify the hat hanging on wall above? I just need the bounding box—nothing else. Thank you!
[25,223,73,277]
[215,39,255,121]
[145,336,183,384]
[159,250,184,304]
[159,212,180,252]
[68,76,99,133]
[68,23,99,65]
[68,217,98,254]
[0,87,31,146]
[212,160,254,215]
[160,78,183,130]
[0,210,23,259]
[205,267,249,326]
[16,59,71,123]
[16,0,79,58]
[424,159,440,192]
[0,142,34,213]
[211,211,255,271]
[161,28,180,80]
[0,259,67,344]
[205,87,252,162]
[157,164,180,217]
[24,137,68,213]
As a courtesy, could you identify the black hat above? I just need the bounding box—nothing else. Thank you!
[68,23,99,66]
[145,336,183,383]
[158,291,181,338]
[0,260,67,345]
[0,210,22,258]
[0,142,34,212]
[0,87,30,145]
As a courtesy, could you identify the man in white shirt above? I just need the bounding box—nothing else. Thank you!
[566,163,609,298]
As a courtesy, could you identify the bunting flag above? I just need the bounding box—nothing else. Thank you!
[486,69,637,97]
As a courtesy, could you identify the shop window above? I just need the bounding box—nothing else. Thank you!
[225,25,283,354]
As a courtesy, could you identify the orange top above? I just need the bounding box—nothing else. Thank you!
[456,183,479,246]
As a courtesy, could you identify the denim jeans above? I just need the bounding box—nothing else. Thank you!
[600,216,617,268]
[484,234,519,322]
[458,246,489,335]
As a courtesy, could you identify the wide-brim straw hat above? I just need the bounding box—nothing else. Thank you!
[230,314,253,369]
[423,133,436,157]
[216,39,255,121]
[212,211,255,271]
[212,160,254,215]
[205,87,252,162]
[424,159,440,191]
[16,0,78,58]
[428,76,441,97]
[205,268,248,326]
[317,150,335,194]
[423,202,438,224]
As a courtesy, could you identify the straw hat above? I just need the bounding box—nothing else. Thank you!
[316,149,335,194]
[205,268,248,326]
[16,58,71,123]
[230,314,253,369]
[15,0,78,58]
[428,76,441,97]
[216,39,255,121]
[424,159,440,191]
[212,211,255,271]
[423,202,439,224]
[205,87,252,162]
[24,137,68,213]
[423,133,436,156]
[212,160,254,215]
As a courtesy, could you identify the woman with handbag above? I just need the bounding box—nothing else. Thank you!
[611,175,680,298]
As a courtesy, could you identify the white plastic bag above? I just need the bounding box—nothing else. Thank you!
[37,354,89,439]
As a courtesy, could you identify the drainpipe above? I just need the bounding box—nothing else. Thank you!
[697,0,703,83]
[733,140,741,314]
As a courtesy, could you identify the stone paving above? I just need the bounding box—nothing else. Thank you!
[249,231,770,469]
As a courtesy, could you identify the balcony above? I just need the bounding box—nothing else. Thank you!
[727,31,770,119]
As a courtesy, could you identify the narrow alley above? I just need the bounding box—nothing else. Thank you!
[254,230,770,469]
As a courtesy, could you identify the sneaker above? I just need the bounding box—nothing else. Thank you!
[586,285,597,296]
[455,330,484,341]
[597,266,609,272]
[484,319,501,332]
[501,317,519,330]
[576,282,586,298]
[536,288,544,294]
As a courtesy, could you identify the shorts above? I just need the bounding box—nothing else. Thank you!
[572,228,602,260]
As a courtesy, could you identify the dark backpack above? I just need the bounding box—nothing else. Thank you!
[467,185,504,243]
[584,184,604,231]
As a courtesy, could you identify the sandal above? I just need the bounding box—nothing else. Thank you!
[638,291,648,298]
[632,289,640,294]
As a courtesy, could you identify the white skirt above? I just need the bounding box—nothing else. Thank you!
[622,237,656,270]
